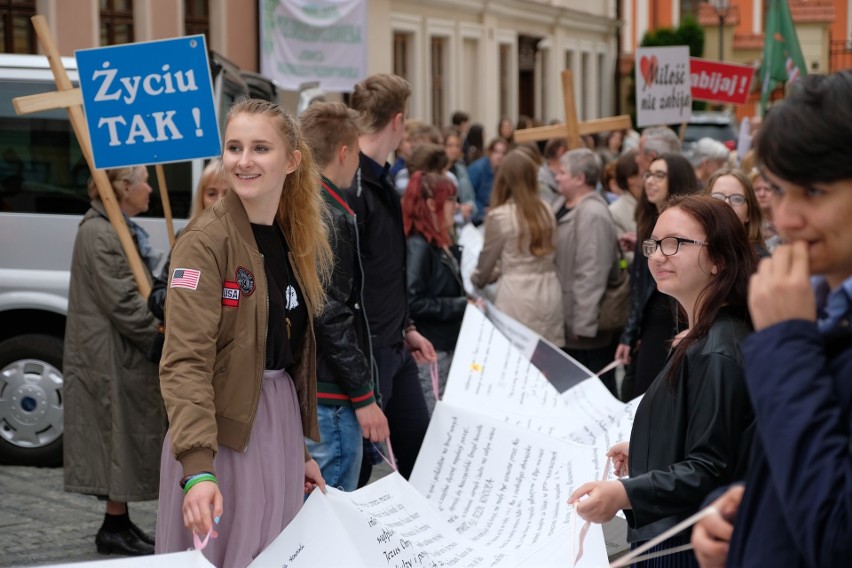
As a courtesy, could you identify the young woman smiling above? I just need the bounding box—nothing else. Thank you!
[569,195,757,568]
[156,99,332,568]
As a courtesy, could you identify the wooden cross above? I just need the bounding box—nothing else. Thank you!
[12,15,177,298]
[514,70,632,149]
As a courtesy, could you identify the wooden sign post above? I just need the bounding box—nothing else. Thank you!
[13,15,152,297]
[514,70,633,148]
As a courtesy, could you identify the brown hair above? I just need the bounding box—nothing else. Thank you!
[704,167,765,247]
[226,99,332,314]
[349,73,412,133]
[299,101,361,169]
[405,120,442,145]
[614,149,639,192]
[659,195,756,386]
[407,143,449,176]
[490,149,555,256]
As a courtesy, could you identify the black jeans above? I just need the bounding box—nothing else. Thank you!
[358,343,429,485]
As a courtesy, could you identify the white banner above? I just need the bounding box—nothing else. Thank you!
[634,45,692,127]
[259,0,367,92]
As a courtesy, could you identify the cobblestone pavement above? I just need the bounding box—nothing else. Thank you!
[0,465,156,567]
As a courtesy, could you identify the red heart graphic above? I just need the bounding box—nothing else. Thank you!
[640,55,658,89]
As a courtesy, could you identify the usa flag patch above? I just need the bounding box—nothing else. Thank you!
[222,281,240,307]
[170,268,201,290]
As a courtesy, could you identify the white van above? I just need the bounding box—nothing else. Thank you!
[0,52,306,466]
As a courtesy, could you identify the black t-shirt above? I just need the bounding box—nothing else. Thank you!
[251,223,307,372]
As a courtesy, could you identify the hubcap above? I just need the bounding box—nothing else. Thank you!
[0,358,63,449]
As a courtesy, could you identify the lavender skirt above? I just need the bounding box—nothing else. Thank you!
[155,370,305,568]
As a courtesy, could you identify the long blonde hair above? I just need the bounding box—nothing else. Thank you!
[226,99,332,314]
[489,149,555,256]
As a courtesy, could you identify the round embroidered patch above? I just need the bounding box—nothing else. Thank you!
[235,266,255,296]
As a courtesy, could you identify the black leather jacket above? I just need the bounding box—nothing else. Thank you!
[314,178,377,408]
[621,307,755,543]
[405,233,466,352]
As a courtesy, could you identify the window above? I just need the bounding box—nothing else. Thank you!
[431,37,446,128]
[393,32,410,80]
[100,0,134,46]
[0,78,194,218]
[0,0,36,54]
[184,0,209,42]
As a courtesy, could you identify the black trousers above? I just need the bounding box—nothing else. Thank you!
[358,343,429,485]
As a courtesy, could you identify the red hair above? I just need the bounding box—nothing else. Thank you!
[402,171,456,247]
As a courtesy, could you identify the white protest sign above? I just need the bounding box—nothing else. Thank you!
[75,35,220,168]
[635,45,692,127]
[260,0,367,91]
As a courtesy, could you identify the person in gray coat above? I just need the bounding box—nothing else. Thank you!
[552,149,621,395]
[63,166,166,556]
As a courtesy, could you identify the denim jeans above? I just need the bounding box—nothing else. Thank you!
[305,404,362,492]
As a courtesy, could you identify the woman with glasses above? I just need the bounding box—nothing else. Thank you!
[569,195,757,567]
[403,172,467,413]
[616,153,698,399]
[704,168,769,258]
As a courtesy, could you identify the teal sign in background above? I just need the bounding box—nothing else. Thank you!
[76,35,220,169]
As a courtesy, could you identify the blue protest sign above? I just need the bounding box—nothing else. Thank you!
[76,35,221,169]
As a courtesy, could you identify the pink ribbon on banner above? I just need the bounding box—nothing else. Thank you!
[373,437,399,472]
[430,361,440,402]
[595,359,620,377]
[193,527,213,551]
[572,457,612,566]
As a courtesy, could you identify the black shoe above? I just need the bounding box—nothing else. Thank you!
[95,527,155,556]
[128,520,155,546]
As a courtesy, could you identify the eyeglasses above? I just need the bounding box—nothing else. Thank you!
[642,237,708,257]
[643,170,667,181]
[710,192,747,207]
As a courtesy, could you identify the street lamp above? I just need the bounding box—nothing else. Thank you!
[711,0,731,61]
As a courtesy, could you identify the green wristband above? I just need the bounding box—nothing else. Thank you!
[182,473,218,495]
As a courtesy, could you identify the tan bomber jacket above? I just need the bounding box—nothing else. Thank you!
[160,190,319,478]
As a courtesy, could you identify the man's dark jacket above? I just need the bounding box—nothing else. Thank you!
[345,152,410,348]
[314,177,376,408]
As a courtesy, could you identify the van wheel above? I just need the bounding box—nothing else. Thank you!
[0,334,64,467]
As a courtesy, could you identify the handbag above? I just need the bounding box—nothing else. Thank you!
[569,195,631,333]
[598,248,630,332]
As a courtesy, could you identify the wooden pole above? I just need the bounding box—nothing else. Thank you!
[155,164,175,248]
[28,15,151,297]
[561,70,582,150]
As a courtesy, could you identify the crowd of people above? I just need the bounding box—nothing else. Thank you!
[59,68,852,568]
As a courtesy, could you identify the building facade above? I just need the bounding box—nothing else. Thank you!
[4,1,621,139]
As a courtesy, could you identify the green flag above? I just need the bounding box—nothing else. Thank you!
[760,0,808,115]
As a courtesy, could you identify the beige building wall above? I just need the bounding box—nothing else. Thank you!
[380,0,619,137]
